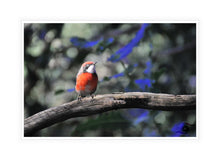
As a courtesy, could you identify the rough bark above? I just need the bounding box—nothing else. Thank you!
[24,92,196,136]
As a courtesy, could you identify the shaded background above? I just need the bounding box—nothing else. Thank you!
[24,23,196,137]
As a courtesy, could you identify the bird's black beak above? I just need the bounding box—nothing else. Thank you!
[94,62,97,65]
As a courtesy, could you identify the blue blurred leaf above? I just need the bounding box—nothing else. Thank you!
[107,37,114,44]
[39,30,47,40]
[67,88,75,92]
[133,63,138,67]
[70,37,102,49]
[110,72,124,79]
[144,60,153,75]
[108,24,149,62]
[135,60,155,91]
[135,78,155,91]
[70,37,114,51]
[171,122,189,137]
[133,111,149,125]
[123,109,148,121]
[101,63,137,82]
[97,37,115,53]
[100,72,124,82]
[189,76,196,88]
[143,129,157,137]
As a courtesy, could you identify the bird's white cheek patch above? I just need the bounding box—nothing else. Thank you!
[86,65,95,73]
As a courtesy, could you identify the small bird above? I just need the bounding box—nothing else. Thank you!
[75,61,98,101]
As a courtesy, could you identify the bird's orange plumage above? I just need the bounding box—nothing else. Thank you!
[75,72,98,93]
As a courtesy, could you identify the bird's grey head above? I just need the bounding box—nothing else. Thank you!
[83,62,97,74]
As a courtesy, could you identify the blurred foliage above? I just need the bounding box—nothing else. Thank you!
[24,23,196,137]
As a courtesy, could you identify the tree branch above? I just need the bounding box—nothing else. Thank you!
[152,41,196,61]
[24,92,196,136]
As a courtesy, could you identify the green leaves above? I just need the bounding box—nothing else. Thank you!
[54,89,65,95]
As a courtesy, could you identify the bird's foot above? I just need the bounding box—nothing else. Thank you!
[77,95,82,103]
[90,94,95,103]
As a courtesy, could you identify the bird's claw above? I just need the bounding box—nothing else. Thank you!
[90,94,95,103]
[77,95,82,103]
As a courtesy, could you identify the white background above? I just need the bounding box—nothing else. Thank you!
[0,0,219,160]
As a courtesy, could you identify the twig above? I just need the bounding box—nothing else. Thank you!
[24,92,196,136]
[152,41,196,60]
[91,24,140,40]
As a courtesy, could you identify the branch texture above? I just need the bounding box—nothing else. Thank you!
[24,92,196,136]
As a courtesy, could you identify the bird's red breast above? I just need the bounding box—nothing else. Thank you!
[75,72,98,96]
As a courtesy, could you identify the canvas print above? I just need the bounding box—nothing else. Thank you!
[24,23,196,137]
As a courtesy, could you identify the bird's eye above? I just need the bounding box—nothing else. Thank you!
[85,64,89,69]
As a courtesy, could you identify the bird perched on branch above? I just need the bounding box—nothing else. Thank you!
[75,61,98,101]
